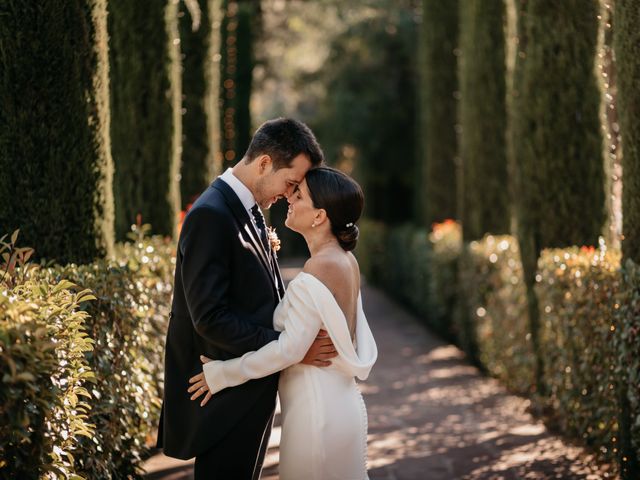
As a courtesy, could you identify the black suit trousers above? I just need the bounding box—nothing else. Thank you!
[194,394,276,480]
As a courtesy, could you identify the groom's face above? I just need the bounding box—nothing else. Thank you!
[255,153,312,209]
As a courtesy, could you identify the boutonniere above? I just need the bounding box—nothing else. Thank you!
[267,227,281,253]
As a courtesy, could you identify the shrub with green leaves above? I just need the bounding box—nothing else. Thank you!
[0,228,174,478]
[44,226,174,478]
[384,225,428,310]
[536,246,621,462]
[356,219,388,286]
[0,232,96,478]
[616,259,640,469]
[357,220,460,340]
[427,220,461,339]
[461,235,533,393]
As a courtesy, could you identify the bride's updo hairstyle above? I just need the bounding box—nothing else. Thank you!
[305,166,364,252]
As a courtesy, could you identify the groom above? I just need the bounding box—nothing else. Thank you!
[157,118,329,479]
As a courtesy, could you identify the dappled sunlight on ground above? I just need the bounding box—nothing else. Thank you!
[362,285,616,480]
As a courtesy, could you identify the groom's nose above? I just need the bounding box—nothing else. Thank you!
[284,184,294,199]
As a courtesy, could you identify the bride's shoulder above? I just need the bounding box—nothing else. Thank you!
[302,252,357,295]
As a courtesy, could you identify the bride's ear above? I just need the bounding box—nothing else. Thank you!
[314,209,328,227]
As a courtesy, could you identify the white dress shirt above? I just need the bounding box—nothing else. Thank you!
[219,168,274,255]
[220,168,266,239]
[220,168,257,216]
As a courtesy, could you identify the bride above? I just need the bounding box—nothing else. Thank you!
[187,166,378,479]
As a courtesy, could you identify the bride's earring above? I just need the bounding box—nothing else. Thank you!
[311,223,316,228]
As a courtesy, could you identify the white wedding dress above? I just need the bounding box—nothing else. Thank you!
[203,272,378,479]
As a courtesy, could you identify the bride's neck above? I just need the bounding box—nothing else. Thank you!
[306,233,341,257]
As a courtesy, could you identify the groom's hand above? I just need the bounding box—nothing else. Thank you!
[301,329,337,367]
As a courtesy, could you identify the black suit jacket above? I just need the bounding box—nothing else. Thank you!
[157,178,285,459]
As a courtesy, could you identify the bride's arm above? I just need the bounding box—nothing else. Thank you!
[200,280,322,395]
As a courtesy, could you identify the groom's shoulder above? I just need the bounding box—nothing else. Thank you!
[192,182,226,208]
[184,203,231,226]
[188,186,229,217]
[183,194,233,233]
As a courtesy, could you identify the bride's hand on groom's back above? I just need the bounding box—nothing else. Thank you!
[300,329,337,367]
[188,355,214,407]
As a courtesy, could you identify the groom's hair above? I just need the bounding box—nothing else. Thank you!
[244,118,324,169]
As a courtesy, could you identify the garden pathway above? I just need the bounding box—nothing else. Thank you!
[143,263,614,480]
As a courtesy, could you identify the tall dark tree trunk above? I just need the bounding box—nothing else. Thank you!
[0,0,114,264]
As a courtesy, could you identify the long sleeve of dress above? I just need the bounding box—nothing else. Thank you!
[203,277,323,395]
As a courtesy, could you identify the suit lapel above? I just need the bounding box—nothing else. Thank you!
[272,255,285,299]
[212,179,279,295]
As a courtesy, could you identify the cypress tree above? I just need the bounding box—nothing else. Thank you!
[614,1,640,476]
[0,0,114,264]
[109,0,182,239]
[179,0,223,208]
[458,0,509,241]
[220,0,258,169]
[511,0,605,393]
[419,0,458,226]
[616,0,640,263]
[455,0,510,367]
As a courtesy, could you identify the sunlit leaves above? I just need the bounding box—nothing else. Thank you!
[0,228,175,478]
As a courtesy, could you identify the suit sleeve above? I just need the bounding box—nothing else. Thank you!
[202,279,322,394]
[180,206,279,355]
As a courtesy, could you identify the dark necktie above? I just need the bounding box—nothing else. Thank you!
[250,204,270,252]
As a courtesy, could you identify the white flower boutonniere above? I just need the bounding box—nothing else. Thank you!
[267,226,281,253]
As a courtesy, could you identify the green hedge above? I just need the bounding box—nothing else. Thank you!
[461,235,534,393]
[356,220,388,286]
[0,229,174,478]
[463,237,640,472]
[536,246,621,462]
[359,220,640,474]
[617,259,640,473]
[0,251,96,477]
[427,221,461,340]
[357,219,459,341]
[0,0,114,264]
[0,233,96,478]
